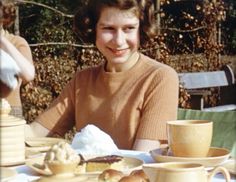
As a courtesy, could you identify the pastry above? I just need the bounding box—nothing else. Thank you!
[44,141,80,164]
[98,169,124,182]
[119,175,147,182]
[130,169,149,181]
[44,141,80,174]
[86,155,124,172]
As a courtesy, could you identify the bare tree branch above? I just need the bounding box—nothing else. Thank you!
[162,26,207,33]
[15,0,74,18]
[29,42,95,48]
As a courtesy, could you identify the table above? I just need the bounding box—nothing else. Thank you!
[7,150,236,182]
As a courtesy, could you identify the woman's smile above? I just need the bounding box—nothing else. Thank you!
[108,47,129,57]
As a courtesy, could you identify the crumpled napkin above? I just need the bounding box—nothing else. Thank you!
[0,49,20,89]
[71,124,120,156]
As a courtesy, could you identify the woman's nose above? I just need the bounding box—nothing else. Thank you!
[112,30,125,46]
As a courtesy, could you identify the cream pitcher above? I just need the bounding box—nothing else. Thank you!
[143,162,230,182]
[0,99,26,166]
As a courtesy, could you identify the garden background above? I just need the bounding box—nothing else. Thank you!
[6,0,236,138]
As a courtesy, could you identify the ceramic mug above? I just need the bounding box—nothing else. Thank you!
[167,120,213,157]
[143,162,231,182]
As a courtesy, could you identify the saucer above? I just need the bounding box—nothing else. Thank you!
[37,174,96,182]
[150,147,230,167]
[25,137,67,157]
[25,137,66,148]
[26,155,143,176]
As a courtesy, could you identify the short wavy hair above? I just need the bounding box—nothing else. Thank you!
[74,0,157,46]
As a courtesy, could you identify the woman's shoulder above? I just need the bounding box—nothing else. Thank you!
[139,53,177,75]
[2,30,29,46]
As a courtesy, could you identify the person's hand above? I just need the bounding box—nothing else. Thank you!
[132,139,161,152]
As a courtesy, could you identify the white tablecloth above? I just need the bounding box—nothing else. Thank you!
[8,150,236,182]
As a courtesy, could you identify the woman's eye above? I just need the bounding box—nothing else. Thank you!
[124,27,135,31]
[103,27,113,30]
[128,27,135,29]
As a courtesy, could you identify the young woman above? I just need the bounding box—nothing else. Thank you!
[0,1,35,118]
[27,0,179,151]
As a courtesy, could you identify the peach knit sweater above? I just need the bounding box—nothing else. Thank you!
[36,53,179,149]
[1,30,33,116]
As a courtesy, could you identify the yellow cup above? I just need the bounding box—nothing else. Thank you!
[167,120,213,157]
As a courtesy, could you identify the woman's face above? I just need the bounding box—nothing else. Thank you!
[96,7,140,71]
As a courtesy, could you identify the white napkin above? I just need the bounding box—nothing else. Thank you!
[71,124,120,156]
[10,173,40,182]
[0,49,20,89]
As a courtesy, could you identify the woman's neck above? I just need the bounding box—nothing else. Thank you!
[105,52,140,72]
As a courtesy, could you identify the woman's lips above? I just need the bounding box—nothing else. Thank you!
[109,48,129,56]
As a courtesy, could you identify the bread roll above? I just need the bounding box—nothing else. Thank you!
[98,169,124,182]
[119,175,148,182]
[130,169,149,181]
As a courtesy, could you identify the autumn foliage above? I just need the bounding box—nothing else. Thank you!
[13,0,228,124]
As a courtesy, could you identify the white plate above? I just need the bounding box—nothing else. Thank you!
[25,155,143,176]
[118,150,155,163]
[38,175,96,182]
[25,137,67,157]
[25,137,66,147]
[0,167,17,182]
[150,147,230,167]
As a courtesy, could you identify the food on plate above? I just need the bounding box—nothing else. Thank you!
[98,169,125,182]
[130,169,149,181]
[71,124,120,156]
[119,175,148,182]
[98,168,150,182]
[44,141,81,174]
[86,155,124,172]
[0,98,11,115]
[44,141,80,164]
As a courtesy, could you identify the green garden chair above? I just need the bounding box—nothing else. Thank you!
[177,108,236,157]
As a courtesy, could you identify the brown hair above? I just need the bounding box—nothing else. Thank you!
[73,0,157,46]
[0,1,16,27]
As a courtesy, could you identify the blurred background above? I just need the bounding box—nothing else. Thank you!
[4,0,235,125]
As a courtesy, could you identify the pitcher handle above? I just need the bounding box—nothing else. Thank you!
[208,166,231,182]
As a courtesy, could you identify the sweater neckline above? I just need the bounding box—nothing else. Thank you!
[101,53,143,81]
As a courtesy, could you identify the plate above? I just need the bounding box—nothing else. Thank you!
[25,155,143,176]
[117,149,155,163]
[222,159,236,175]
[25,137,67,157]
[25,137,67,148]
[38,175,97,182]
[150,147,230,167]
[0,167,17,182]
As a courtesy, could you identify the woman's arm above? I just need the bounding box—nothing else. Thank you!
[133,139,169,152]
[133,139,160,152]
[0,35,35,82]
[133,66,179,151]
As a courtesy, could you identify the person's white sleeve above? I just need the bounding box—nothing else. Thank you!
[0,49,21,89]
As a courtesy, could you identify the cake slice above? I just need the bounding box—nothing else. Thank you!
[86,155,124,172]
